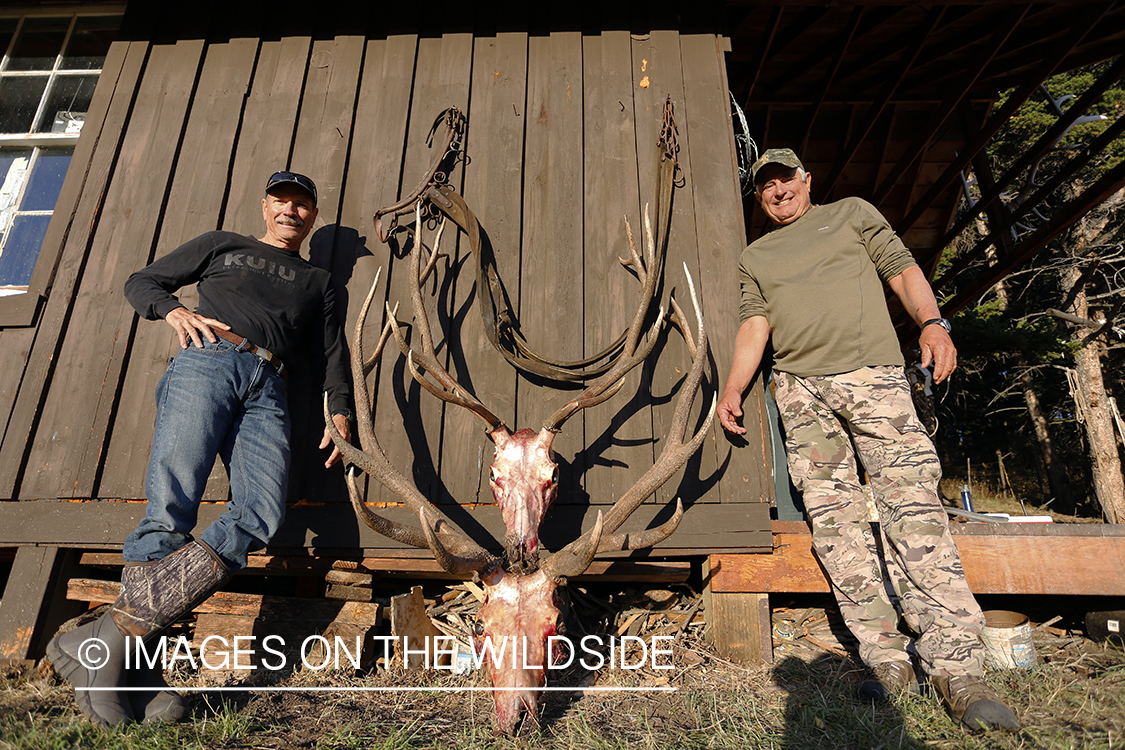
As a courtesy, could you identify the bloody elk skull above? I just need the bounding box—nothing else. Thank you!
[325,203,713,734]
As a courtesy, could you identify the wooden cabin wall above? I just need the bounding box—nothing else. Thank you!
[0,12,774,553]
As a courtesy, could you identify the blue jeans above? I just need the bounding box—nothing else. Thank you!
[122,338,291,570]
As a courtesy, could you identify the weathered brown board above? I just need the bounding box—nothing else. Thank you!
[679,32,771,508]
[370,33,473,509]
[77,552,692,582]
[0,498,773,554]
[21,40,206,501]
[0,42,134,448]
[518,31,586,506]
[332,33,419,509]
[580,30,652,511]
[445,31,528,509]
[67,577,380,621]
[0,41,148,499]
[0,546,59,661]
[285,34,365,505]
[100,38,260,500]
[709,526,1125,596]
[222,37,312,238]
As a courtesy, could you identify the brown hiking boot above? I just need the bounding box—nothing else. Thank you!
[932,673,1020,732]
[859,661,919,701]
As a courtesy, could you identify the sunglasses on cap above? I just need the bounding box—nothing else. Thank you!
[265,171,318,206]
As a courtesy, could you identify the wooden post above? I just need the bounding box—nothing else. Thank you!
[0,546,85,664]
[704,556,773,663]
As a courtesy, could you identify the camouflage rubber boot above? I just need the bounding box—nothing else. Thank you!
[932,673,1020,732]
[859,660,921,701]
[47,541,229,728]
[115,542,231,723]
[46,609,135,727]
[129,663,190,724]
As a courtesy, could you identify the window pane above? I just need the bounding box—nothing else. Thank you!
[61,16,121,70]
[0,76,49,133]
[6,17,69,72]
[21,148,71,211]
[0,149,33,232]
[34,74,98,133]
[0,213,51,285]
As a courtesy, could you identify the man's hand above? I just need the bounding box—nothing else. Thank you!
[165,307,231,349]
[919,324,957,383]
[718,390,747,435]
[320,413,351,469]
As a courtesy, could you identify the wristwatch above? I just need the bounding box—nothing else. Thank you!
[921,317,952,333]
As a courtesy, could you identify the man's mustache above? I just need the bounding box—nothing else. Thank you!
[276,215,305,228]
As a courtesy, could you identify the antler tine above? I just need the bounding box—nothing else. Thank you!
[542,206,664,433]
[364,206,446,376]
[542,265,715,580]
[328,268,497,576]
[324,393,498,574]
[388,202,505,433]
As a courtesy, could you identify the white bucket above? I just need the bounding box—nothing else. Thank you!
[979,610,1039,669]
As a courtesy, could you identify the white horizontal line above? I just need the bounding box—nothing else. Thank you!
[77,686,677,693]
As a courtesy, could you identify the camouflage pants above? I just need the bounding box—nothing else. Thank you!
[774,365,984,677]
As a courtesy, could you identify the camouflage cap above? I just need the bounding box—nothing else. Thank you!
[750,148,805,186]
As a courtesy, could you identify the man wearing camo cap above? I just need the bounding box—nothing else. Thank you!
[717,148,1019,732]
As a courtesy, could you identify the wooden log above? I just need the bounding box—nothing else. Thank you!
[77,551,694,583]
[709,525,1125,596]
[65,578,381,621]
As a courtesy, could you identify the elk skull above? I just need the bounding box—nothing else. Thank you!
[325,200,713,735]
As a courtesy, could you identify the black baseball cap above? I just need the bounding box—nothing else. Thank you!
[265,170,318,206]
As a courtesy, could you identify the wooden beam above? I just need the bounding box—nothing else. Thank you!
[894,4,1107,236]
[820,7,944,199]
[76,553,692,582]
[797,7,863,158]
[933,54,1125,260]
[0,499,773,553]
[710,525,1125,597]
[941,145,1125,314]
[872,5,1027,206]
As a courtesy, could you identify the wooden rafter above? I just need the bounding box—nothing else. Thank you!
[737,5,783,107]
[895,4,1108,238]
[942,156,1125,315]
[820,7,945,198]
[936,55,1125,255]
[796,6,863,157]
[872,5,1028,205]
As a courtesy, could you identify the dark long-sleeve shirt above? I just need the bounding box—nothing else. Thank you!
[124,231,352,415]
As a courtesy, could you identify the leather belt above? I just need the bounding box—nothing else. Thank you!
[213,328,287,380]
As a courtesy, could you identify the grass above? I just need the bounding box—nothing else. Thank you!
[3,632,1123,750]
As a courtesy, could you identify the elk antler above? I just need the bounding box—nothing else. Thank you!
[386,202,505,435]
[323,255,500,579]
[541,208,666,432]
[540,263,716,581]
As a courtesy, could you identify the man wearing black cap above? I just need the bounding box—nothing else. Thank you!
[717,149,1019,732]
[47,171,353,727]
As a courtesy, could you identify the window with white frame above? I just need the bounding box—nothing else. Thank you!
[0,12,121,296]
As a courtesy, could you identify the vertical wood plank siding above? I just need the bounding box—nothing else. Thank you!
[23,40,206,500]
[0,41,148,498]
[0,24,771,550]
[101,38,260,501]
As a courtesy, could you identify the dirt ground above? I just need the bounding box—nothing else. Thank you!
[3,588,1124,749]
